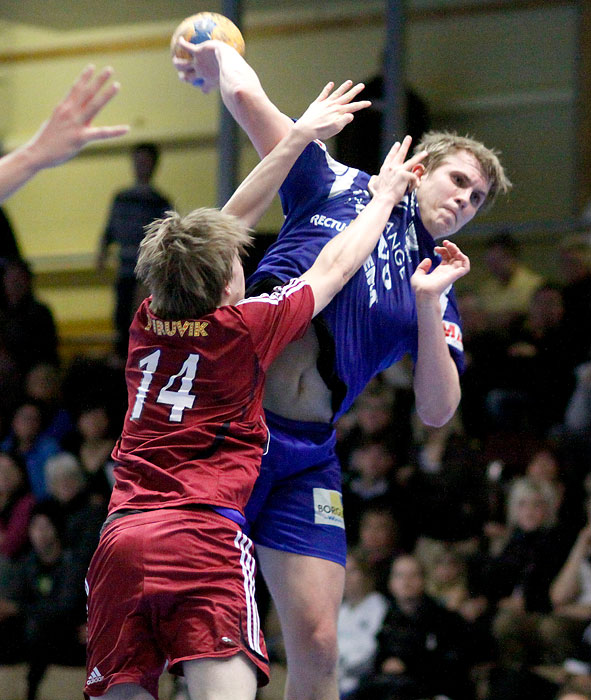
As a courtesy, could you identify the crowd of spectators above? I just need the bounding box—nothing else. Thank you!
[0,228,590,700]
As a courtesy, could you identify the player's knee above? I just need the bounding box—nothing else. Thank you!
[301,621,339,673]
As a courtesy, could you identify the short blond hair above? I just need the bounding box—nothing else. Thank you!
[136,208,252,319]
[415,131,512,209]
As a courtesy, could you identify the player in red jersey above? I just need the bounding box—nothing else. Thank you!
[83,83,446,700]
[0,65,128,203]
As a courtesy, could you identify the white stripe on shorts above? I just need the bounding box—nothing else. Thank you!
[234,531,262,655]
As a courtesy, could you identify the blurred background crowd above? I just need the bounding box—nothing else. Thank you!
[1,194,591,700]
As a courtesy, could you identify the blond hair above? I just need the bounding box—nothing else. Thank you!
[136,208,252,319]
[507,476,559,529]
[415,131,512,209]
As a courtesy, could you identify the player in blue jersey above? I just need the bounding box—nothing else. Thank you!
[174,40,511,700]
[0,65,128,204]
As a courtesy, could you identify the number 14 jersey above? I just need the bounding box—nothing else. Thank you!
[108,279,314,517]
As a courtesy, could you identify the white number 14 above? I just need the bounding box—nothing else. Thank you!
[130,349,200,423]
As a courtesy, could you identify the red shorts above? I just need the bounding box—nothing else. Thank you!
[85,507,268,698]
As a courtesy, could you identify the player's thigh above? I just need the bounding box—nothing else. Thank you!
[96,683,153,700]
[183,653,257,700]
[256,545,345,643]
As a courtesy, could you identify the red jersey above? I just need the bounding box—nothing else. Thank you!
[108,278,314,516]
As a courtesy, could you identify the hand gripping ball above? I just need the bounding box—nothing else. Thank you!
[171,12,245,59]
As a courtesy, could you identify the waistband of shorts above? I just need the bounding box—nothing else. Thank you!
[101,504,243,535]
[264,409,335,438]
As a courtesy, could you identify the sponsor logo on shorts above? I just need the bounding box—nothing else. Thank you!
[313,488,345,529]
[87,667,104,685]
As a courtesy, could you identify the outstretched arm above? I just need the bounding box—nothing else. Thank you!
[301,136,426,317]
[174,39,292,158]
[222,81,369,228]
[0,65,129,204]
[411,241,470,426]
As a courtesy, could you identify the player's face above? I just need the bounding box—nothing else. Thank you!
[416,150,490,238]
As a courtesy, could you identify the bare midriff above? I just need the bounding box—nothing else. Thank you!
[263,325,333,423]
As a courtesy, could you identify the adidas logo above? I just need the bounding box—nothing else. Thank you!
[87,667,104,685]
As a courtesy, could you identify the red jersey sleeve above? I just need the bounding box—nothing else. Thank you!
[235,278,314,371]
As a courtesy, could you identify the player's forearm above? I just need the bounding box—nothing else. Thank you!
[222,126,311,227]
[413,292,461,426]
[215,43,292,158]
[302,192,397,315]
[0,145,45,204]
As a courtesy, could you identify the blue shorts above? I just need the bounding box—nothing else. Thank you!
[244,411,346,567]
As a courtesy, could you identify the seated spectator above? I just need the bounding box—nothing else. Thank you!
[354,554,475,700]
[559,234,591,365]
[2,501,87,700]
[475,477,570,667]
[337,383,396,468]
[24,363,73,444]
[406,415,487,557]
[63,404,116,506]
[0,259,59,374]
[43,452,106,568]
[0,451,35,563]
[0,401,60,499]
[338,547,388,698]
[357,506,403,595]
[542,504,591,665]
[342,437,400,545]
[456,290,508,440]
[478,231,543,332]
[487,284,578,436]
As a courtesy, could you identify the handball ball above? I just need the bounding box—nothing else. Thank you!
[171,12,245,59]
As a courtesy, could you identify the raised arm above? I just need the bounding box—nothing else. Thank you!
[174,39,292,158]
[0,65,129,204]
[411,241,470,426]
[222,80,369,228]
[301,136,426,316]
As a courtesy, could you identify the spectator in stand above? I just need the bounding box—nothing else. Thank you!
[354,554,475,700]
[96,142,172,360]
[24,363,73,445]
[342,436,400,546]
[357,506,403,595]
[0,260,59,374]
[0,501,87,700]
[43,452,106,568]
[456,290,508,440]
[559,235,591,365]
[542,501,591,665]
[62,404,115,506]
[478,231,543,331]
[0,452,35,563]
[487,283,578,436]
[337,547,388,698]
[337,383,396,468]
[1,401,60,500]
[475,477,570,668]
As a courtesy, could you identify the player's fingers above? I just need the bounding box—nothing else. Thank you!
[315,82,335,102]
[80,80,121,123]
[329,80,355,100]
[415,258,432,275]
[343,99,372,114]
[79,67,116,111]
[82,124,130,142]
[336,82,366,104]
[405,150,428,169]
[61,64,97,106]
[393,135,413,163]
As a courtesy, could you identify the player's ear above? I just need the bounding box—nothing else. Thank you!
[412,163,426,179]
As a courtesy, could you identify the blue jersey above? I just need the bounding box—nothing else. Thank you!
[248,141,465,420]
